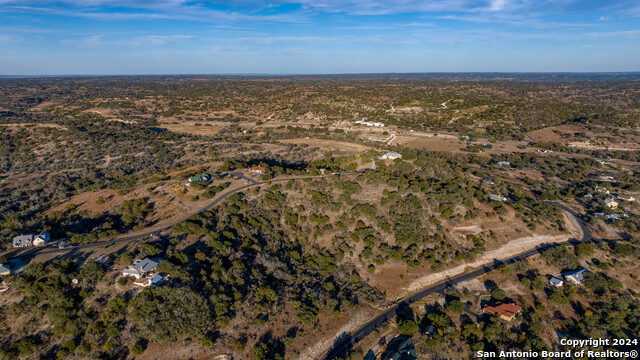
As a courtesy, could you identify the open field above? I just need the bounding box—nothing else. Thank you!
[400,136,465,152]
[279,138,373,152]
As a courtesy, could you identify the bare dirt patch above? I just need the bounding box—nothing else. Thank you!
[401,233,568,300]
[279,138,373,152]
[156,117,226,136]
[567,141,640,151]
[400,136,465,152]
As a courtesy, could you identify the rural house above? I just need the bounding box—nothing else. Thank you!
[617,194,635,202]
[482,302,522,321]
[549,277,564,287]
[122,258,159,279]
[563,269,587,285]
[381,337,418,360]
[187,173,212,185]
[604,197,619,209]
[355,119,385,127]
[248,166,266,174]
[134,273,168,287]
[12,231,50,248]
[379,152,402,160]
[489,193,507,202]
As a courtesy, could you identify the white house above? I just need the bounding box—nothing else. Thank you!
[563,269,587,285]
[604,197,619,209]
[248,166,266,174]
[12,231,50,248]
[489,193,507,202]
[496,161,511,167]
[592,212,620,221]
[33,232,50,246]
[379,152,402,160]
[355,120,384,127]
[122,258,159,279]
[595,186,610,195]
[549,277,563,287]
[186,173,212,186]
[617,194,636,202]
[606,214,621,221]
[134,274,169,287]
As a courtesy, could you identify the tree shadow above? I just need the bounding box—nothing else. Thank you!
[324,332,352,360]
[257,330,285,359]
[483,279,497,291]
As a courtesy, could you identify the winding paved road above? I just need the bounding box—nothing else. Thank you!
[6,173,332,261]
[323,202,602,360]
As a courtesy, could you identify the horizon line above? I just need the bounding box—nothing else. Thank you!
[2,71,640,79]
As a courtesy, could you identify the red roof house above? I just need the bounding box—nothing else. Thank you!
[248,166,266,173]
[482,302,522,321]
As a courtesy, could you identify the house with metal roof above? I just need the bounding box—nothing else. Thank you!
[381,337,417,360]
[549,277,563,287]
[617,194,635,202]
[379,152,402,160]
[604,197,619,208]
[122,258,160,279]
[134,274,168,287]
[489,193,507,202]
[187,173,212,185]
[563,269,587,285]
[12,231,50,248]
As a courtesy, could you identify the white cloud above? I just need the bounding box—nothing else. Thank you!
[489,0,507,11]
[585,29,640,38]
[0,34,21,42]
[135,35,196,45]
[61,34,103,47]
[2,0,640,25]
[1,2,309,23]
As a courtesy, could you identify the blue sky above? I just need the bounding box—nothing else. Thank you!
[0,0,639,74]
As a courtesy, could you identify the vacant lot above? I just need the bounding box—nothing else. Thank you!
[279,138,373,152]
[400,136,465,152]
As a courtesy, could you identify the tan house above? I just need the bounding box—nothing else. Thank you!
[604,197,619,209]
[134,274,168,287]
[122,258,159,279]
